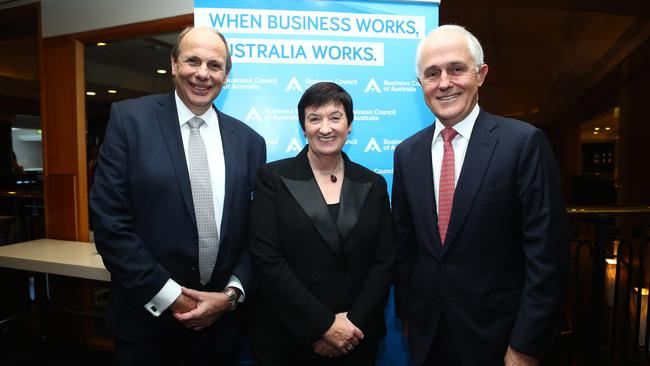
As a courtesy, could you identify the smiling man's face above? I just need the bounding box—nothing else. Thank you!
[418,30,488,127]
[171,27,228,115]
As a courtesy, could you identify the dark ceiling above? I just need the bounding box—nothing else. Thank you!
[439,0,650,125]
[0,1,649,129]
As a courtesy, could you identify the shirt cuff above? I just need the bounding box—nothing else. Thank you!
[144,278,182,317]
[226,275,245,303]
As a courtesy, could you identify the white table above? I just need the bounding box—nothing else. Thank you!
[0,238,110,282]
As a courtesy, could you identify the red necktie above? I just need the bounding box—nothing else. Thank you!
[438,127,458,245]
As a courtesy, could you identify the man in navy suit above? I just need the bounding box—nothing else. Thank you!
[90,27,266,365]
[392,25,567,366]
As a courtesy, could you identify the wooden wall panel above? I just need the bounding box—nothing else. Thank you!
[43,174,78,240]
[40,37,88,241]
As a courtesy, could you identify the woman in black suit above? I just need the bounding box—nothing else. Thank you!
[249,82,396,365]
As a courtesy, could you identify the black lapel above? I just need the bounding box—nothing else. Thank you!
[412,126,443,256]
[156,92,195,224]
[280,148,344,261]
[442,109,498,253]
[337,155,372,243]
[217,108,236,242]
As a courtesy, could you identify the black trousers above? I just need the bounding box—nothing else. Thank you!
[252,341,378,366]
[422,316,462,366]
[114,332,240,366]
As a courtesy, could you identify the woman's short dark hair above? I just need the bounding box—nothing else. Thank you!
[297,82,354,130]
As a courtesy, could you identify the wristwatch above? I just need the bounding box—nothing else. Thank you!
[223,287,238,311]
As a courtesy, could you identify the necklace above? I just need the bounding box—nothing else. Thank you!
[308,153,343,183]
[328,160,343,183]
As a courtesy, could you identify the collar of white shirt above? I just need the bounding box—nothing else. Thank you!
[433,103,481,142]
[174,91,218,129]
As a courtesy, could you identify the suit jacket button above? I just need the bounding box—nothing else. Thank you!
[435,297,441,302]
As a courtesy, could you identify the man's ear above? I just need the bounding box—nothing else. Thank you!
[170,56,177,75]
[477,64,489,87]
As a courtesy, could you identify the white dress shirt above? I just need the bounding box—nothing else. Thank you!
[144,92,244,317]
[431,104,480,214]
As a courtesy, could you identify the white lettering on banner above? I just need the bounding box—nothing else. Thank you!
[334,79,358,86]
[382,138,403,151]
[196,8,426,40]
[265,108,298,121]
[285,77,303,92]
[364,138,382,153]
[375,109,397,116]
[229,38,384,66]
[354,109,398,122]
[364,79,382,93]
[345,138,358,145]
[382,79,418,93]
[225,77,279,90]
[285,138,303,152]
[373,168,394,175]
[245,107,263,122]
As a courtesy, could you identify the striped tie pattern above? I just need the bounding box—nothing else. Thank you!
[188,117,219,285]
[438,127,458,245]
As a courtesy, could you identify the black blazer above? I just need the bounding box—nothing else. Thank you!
[90,92,266,341]
[249,146,395,356]
[392,109,568,365]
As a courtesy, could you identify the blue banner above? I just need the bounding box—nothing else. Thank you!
[195,0,438,195]
[195,1,439,364]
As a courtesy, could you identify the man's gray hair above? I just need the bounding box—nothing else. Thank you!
[415,24,485,77]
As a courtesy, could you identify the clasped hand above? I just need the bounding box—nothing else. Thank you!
[171,287,231,331]
[313,312,364,357]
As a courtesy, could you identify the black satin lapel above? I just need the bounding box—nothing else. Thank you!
[337,179,371,243]
[219,112,236,242]
[280,177,344,260]
[443,114,498,251]
[156,94,195,225]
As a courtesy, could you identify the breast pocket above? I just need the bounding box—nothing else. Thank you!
[475,184,513,204]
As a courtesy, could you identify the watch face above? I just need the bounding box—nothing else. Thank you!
[225,289,237,311]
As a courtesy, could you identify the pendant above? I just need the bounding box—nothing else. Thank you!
[330,174,337,183]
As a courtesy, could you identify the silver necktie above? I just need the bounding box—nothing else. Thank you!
[187,117,219,285]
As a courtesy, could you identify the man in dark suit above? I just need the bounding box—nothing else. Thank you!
[392,25,568,366]
[90,27,266,365]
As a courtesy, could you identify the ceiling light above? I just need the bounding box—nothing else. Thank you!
[86,91,96,96]
[594,127,600,131]
[97,42,107,47]
[156,69,167,74]
[593,131,598,135]
[107,89,117,94]
[605,127,611,131]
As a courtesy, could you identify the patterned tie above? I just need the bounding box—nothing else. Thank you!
[438,127,458,245]
[188,117,219,285]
